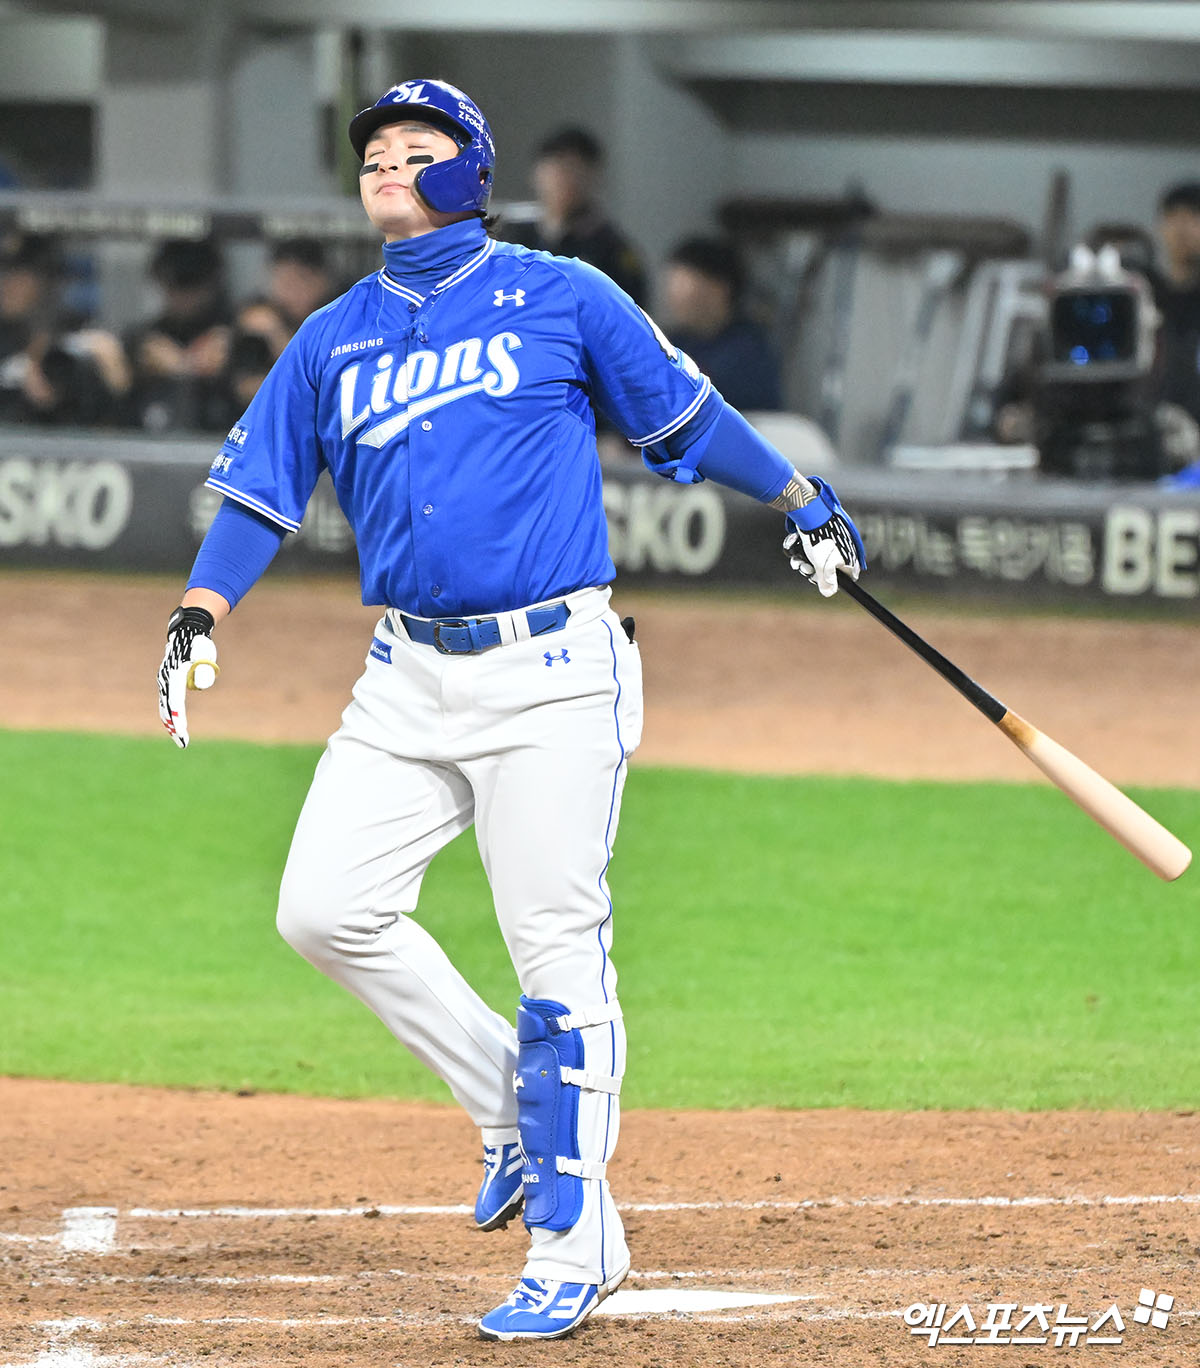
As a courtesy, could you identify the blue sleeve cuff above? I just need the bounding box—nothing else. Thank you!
[186,498,287,610]
[642,399,793,503]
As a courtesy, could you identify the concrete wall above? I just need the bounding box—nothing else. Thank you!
[0,13,101,101]
[727,132,1200,251]
[407,30,729,278]
[5,14,1197,261]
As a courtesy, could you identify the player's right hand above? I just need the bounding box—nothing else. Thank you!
[157,605,220,749]
[782,476,867,597]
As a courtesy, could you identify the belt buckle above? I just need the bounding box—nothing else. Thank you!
[432,618,470,654]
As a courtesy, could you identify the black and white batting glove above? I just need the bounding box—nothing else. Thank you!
[157,605,220,750]
[782,477,867,597]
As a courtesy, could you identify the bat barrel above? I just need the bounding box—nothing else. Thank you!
[836,574,1192,882]
[999,713,1192,882]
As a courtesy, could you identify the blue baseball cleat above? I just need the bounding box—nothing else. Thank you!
[477,1263,629,1341]
[474,1136,524,1231]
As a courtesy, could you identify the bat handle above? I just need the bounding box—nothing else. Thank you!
[836,573,1006,724]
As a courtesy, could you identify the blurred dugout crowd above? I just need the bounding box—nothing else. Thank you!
[3,121,1200,480]
[0,233,334,432]
[0,126,785,435]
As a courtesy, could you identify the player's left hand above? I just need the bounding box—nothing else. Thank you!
[782,477,866,597]
[157,605,220,749]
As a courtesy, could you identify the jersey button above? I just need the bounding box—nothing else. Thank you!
[431,585,442,598]
[408,303,417,313]
[421,420,433,431]
[422,503,433,516]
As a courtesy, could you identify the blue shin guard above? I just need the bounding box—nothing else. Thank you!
[515,996,622,1232]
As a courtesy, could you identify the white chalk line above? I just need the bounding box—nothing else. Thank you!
[35,1272,401,1287]
[22,1305,1197,1337]
[0,1319,157,1368]
[29,1268,820,1290]
[61,1208,118,1254]
[11,1305,828,1336]
[122,1191,1200,1219]
[35,1262,1196,1288]
[0,1302,813,1368]
[58,1303,1197,1335]
[9,1297,1198,1368]
[1,1192,1194,1258]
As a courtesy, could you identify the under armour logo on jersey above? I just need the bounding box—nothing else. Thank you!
[544,649,570,667]
[494,289,525,307]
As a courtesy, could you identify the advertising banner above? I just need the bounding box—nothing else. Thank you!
[1,432,1197,604]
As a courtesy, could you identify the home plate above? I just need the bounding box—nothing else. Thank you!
[596,1290,800,1316]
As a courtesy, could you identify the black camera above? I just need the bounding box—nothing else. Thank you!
[1036,245,1165,480]
[1049,290,1138,369]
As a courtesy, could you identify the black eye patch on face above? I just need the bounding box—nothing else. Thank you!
[406,154,435,166]
[360,162,380,177]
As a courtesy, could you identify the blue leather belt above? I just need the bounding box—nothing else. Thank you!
[397,601,571,654]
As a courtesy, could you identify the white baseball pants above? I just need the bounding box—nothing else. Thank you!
[276,585,642,1285]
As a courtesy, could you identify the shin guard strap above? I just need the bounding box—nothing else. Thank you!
[551,1001,623,1032]
[560,1066,621,1094]
[558,1156,608,1180]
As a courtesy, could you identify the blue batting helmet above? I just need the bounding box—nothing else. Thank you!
[349,79,495,216]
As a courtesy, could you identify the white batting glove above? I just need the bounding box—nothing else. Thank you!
[157,605,220,749]
[784,527,861,596]
[782,476,867,598]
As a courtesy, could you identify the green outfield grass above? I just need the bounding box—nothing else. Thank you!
[1,728,1197,1110]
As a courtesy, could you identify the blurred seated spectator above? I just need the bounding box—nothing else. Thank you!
[1086,219,1200,469]
[233,294,293,363]
[23,329,133,427]
[267,238,337,333]
[179,297,293,433]
[200,330,278,432]
[0,232,58,392]
[1143,181,1200,426]
[660,236,783,413]
[225,331,276,411]
[501,127,647,306]
[126,236,232,432]
[0,231,131,426]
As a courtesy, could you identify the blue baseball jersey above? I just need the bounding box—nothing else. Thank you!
[206,218,719,616]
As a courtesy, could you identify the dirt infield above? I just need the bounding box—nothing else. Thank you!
[2,1079,1199,1367]
[3,571,1199,1365]
[3,568,1200,783]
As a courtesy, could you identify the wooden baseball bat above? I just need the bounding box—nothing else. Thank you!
[837,574,1192,882]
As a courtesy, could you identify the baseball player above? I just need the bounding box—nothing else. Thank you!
[156,79,864,1342]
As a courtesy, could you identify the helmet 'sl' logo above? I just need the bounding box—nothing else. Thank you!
[391,81,430,105]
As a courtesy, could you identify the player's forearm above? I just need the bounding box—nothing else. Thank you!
[183,498,288,618]
[684,401,816,507]
[180,586,232,625]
